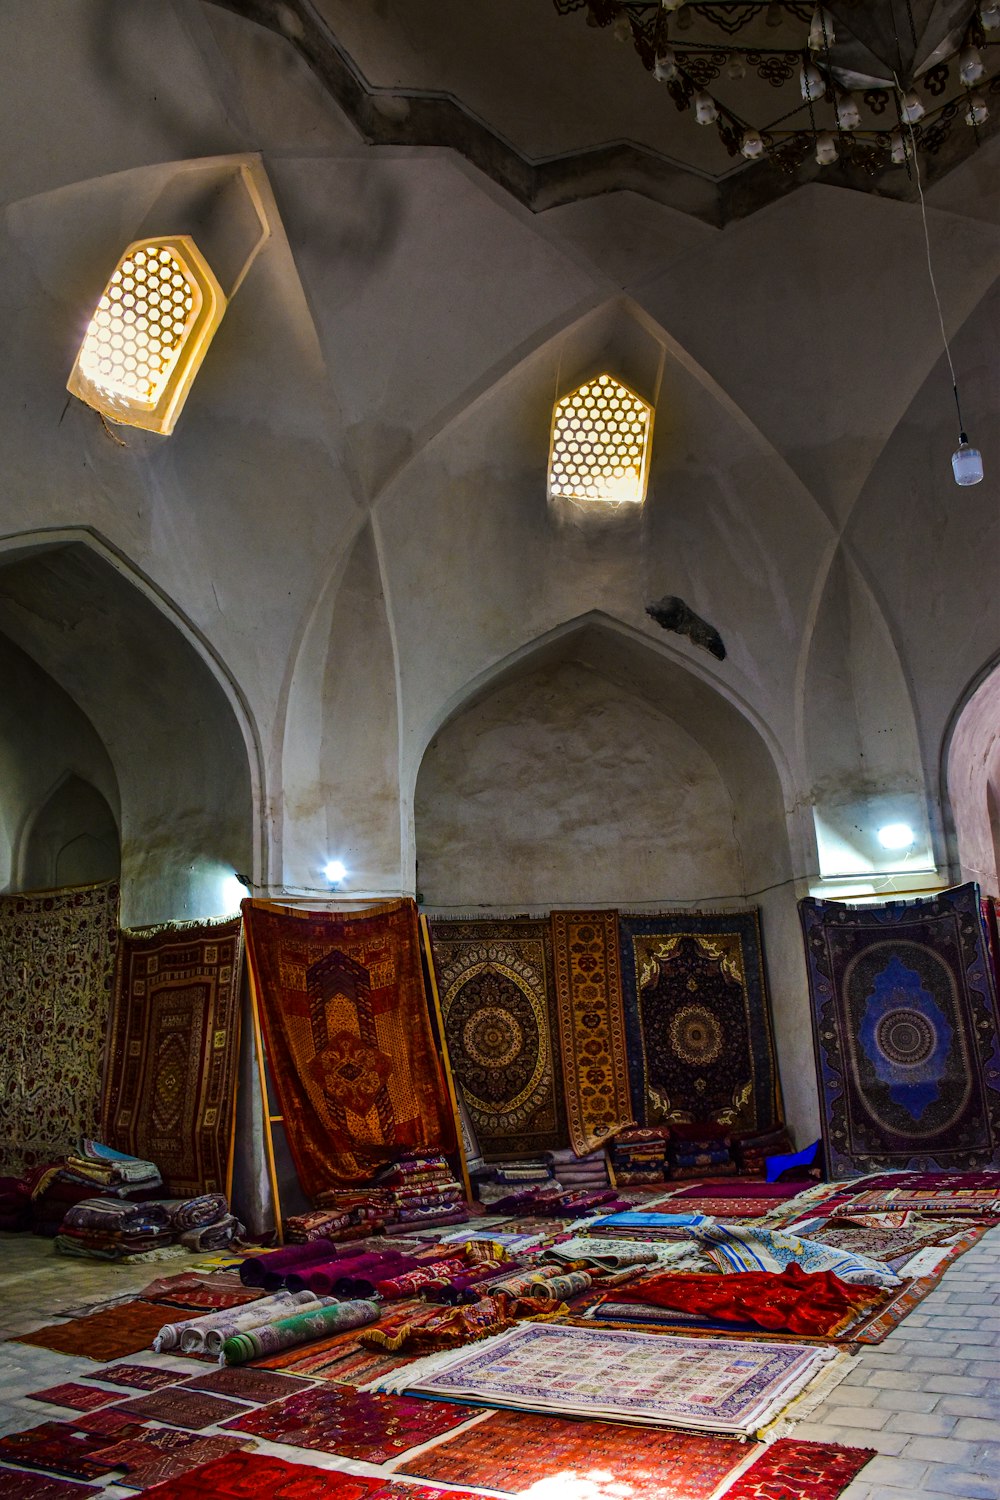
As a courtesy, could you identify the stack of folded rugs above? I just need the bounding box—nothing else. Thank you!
[30,1141,163,1236]
[732,1125,795,1176]
[299,1153,469,1241]
[609,1126,671,1185]
[666,1123,737,1179]
[56,1191,241,1260]
[546,1146,609,1189]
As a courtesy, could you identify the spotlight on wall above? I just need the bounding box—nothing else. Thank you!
[220,872,250,913]
[876,823,916,851]
[324,859,347,886]
[67,236,226,435]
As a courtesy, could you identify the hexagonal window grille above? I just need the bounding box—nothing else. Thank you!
[548,374,653,506]
[68,236,226,435]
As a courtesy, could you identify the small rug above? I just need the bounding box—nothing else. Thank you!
[221,1384,474,1462]
[248,1328,366,1373]
[15,1302,191,1360]
[0,1423,120,1480]
[550,910,633,1155]
[841,1188,1000,1216]
[91,1364,184,1391]
[91,1432,253,1492]
[141,1274,263,1311]
[722,1438,875,1499]
[800,883,1000,1177]
[396,1407,748,1496]
[103,918,243,1196]
[114,1389,251,1430]
[0,881,120,1175]
[618,910,781,1133]
[110,1449,483,1497]
[177,1368,316,1403]
[388,1323,832,1434]
[0,1475,98,1499]
[26,1383,118,1412]
[656,1197,775,1218]
[429,918,566,1157]
[300,1348,417,1386]
[243,898,455,1191]
[72,1409,152,1436]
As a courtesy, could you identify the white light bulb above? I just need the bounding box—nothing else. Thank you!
[960,46,985,86]
[694,91,719,124]
[324,859,347,884]
[877,823,916,851]
[800,62,825,101]
[900,90,925,123]
[953,440,984,486]
[808,6,836,51]
[835,93,860,130]
[966,93,989,127]
[815,131,838,165]
[981,4,1000,30]
[653,47,679,82]
[890,129,911,164]
[740,129,765,159]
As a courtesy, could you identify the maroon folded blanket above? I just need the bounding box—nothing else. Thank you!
[239,1238,340,1288]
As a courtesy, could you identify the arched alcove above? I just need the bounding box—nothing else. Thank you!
[944,658,1000,895]
[0,537,255,924]
[20,775,120,892]
[414,616,820,1141]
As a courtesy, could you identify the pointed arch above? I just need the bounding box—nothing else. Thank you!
[19,773,120,892]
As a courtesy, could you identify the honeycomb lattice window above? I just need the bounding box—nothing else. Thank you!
[548,373,653,506]
[67,236,226,435]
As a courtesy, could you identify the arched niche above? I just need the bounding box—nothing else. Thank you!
[414,616,820,1141]
[20,775,120,891]
[0,537,255,924]
[944,658,1000,894]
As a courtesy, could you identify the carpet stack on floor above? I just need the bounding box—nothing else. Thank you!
[609,1126,671,1184]
[55,1191,240,1261]
[310,1154,469,1235]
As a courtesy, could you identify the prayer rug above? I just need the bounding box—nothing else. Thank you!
[800,883,1000,1177]
[0,1475,99,1499]
[221,1384,474,1462]
[94,1431,252,1491]
[114,1449,483,1497]
[15,1302,191,1360]
[428,918,565,1157]
[722,1438,875,1499]
[92,1364,188,1391]
[26,1384,118,1412]
[242,899,454,1191]
[398,1407,748,1495]
[0,881,119,1175]
[177,1367,316,1403]
[388,1323,833,1434]
[0,1424,121,1480]
[72,1409,153,1436]
[619,910,780,1133]
[102,918,243,1196]
[550,910,632,1155]
[114,1389,251,1430]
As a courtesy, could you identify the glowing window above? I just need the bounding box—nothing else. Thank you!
[67,236,226,435]
[548,373,653,506]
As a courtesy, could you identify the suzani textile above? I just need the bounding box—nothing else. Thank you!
[619,910,780,1131]
[0,881,119,1174]
[102,917,242,1195]
[398,1408,748,1497]
[392,1322,832,1434]
[800,883,1000,1177]
[551,909,632,1155]
[242,899,454,1192]
[429,918,565,1157]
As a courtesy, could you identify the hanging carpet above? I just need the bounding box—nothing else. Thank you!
[428,919,565,1158]
[618,910,780,1132]
[242,899,454,1192]
[550,910,632,1155]
[799,883,1000,1178]
[101,917,242,1196]
[0,881,119,1175]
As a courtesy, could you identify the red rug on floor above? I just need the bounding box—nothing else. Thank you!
[26,1383,118,1412]
[221,1384,473,1464]
[127,1448,485,1496]
[0,1473,99,1499]
[91,1364,184,1391]
[177,1367,316,1403]
[15,1302,190,1360]
[114,1388,251,1430]
[396,1407,749,1496]
[721,1438,875,1498]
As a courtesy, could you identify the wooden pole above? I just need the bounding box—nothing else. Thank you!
[419,913,473,1205]
[246,960,284,1245]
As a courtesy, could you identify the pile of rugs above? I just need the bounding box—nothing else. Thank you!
[28,1142,163,1237]
[4,1167,999,1499]
[55,1190,242,1261]
[296,1155,470,1241]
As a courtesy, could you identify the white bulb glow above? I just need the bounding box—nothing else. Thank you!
[953,441,984,486]
[324,859,347,884]
[901,90,925,123]
[694,91,719,125]
[220,873,249,912]
[877,823,915,851]
[800,62,825,102]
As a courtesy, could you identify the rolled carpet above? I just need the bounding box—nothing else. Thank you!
[289,1251,416,1297]
[167,1194,228,1232]
[238,1238,340,1288]
[220,1298,379,1365]
[153,1290,314,1352]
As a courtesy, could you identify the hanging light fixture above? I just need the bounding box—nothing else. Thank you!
[966,92,989,125]
[959,46,985,86]
[890,128,912,163]
[835,93,861,130]
[808,6,836,51]
[653,46,679,82]
[815,131,838,164]
[740,129,766,159]
[800,61,826,102]
[981,4,1000,29]
[953,436,985,485]
[694,91,719,124]
[900,90,926,122]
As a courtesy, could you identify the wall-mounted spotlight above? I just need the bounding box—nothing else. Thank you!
[220,871,251,913]
[876,823,915,851]
[67,237,226,436]
[324,859,347,887]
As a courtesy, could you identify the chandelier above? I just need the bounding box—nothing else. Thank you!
[553,1,999,173]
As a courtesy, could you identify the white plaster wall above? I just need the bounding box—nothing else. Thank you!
[416,659,742,908]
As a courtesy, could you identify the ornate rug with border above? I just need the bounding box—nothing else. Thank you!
[550,909,632,1156]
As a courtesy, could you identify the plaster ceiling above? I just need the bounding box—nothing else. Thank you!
[206,0,996,223]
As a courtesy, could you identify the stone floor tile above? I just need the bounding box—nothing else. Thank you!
[884,1412,959,1437]
[904,1437,980,1465]
[862,1368,929,1390]
[954,1417,1000,1442]
[872,1388,943,1412]
[968,1360,1000,1378]
[860,1455,931,1486]
[911,1358,976,1376]
[816,1405,893,1430]
[894,1340,961,1358]
[937,1396,1000,1420]
[923,1376,991,1396]
[914,1472,1000,1500]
